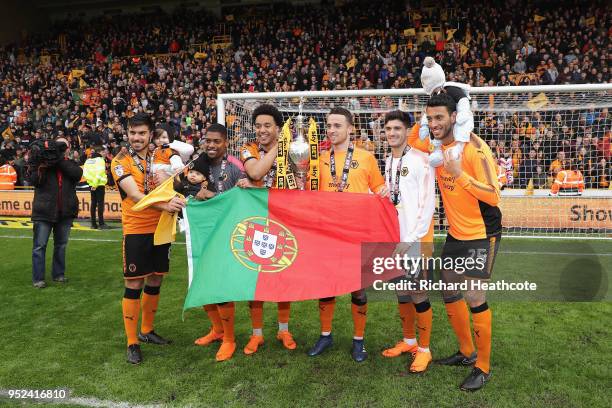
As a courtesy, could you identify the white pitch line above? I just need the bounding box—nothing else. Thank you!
[502,250,612,257]
[0,234,186,245]
[432,233,612,241]
[0,235,610,256]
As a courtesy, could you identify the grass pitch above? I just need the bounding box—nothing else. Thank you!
[0,226,610,408]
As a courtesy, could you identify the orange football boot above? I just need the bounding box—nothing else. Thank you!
[276,331,297,350]
[243,335,264,355]
[382,341,418,358]
[194,329,224,346]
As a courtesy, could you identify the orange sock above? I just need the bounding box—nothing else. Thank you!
[218,302,235,343]
[122,297,140,346]
[277,302,290,324]
[415,302,433,348]
[204,304,223,334]
[398,302,416,339]
[472,305,492,373]
[444,299,475,357]
[351,302,368,338]
[249,301,264,330]
[318,298,336,333]
[141,286,160,335]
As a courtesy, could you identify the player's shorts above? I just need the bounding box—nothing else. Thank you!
[440,234,501,280]
[122,233,171,279]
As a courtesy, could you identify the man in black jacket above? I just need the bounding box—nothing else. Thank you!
[27,137,83,288]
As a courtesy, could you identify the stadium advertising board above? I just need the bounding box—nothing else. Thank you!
[498,196,612,230]
[1,190,610,229]
[0,190,122,220]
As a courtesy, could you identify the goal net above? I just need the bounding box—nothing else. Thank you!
[218,84,612,239]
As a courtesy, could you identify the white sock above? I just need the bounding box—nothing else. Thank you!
[321,331,331,336]
[353,336,364,341]
[278,322,288,332]
[252,328,263,336]
[417,346,430,353]
[404,338,417,346]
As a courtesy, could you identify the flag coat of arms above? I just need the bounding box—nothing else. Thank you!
[183,188,399,309]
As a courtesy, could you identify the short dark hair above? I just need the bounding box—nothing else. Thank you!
[252,104,283,127]
[206,123,228,139]
[384,110,412,128]
[328,107,354,125]
[426,92,457,114]
[128,112,154,131]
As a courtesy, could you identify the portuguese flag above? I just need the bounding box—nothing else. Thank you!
[183,188,399,309]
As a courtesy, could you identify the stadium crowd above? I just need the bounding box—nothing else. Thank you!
[0,0,610,189]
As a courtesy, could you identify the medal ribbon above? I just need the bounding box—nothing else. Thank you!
[128,145,153,194]
[330,143,354,192]
[208,156,228,193]
[386,146,410,206]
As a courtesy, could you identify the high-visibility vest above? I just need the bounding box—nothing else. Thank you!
[551,169,584,196]
[82,157,107,188]
[0,164,17,190]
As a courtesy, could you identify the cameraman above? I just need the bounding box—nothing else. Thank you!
[27,137,83,288]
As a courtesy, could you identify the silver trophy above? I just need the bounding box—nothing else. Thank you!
[288,102,311,190]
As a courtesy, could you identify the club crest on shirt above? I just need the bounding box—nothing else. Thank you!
[401,167,409,177]
[114,164,124,177]
[350,160,359,169]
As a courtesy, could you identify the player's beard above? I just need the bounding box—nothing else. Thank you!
[131,140,150,155]
[432,120,454,144]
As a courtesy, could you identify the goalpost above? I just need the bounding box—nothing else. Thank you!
[217,84,612,239]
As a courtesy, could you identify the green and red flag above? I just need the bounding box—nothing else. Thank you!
[183,188,399,309]
[72,88,100,106]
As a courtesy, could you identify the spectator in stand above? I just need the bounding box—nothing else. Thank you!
[595,158,610,188]
[549,150,566,176]
[532,165,549,189]
[518,149,539,188]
